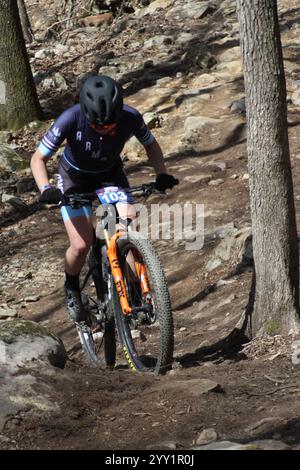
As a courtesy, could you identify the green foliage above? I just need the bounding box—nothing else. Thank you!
[265,319,280,336]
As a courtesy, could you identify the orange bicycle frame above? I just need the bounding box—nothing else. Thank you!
[105,230,150,315]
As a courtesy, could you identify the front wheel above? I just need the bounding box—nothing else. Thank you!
[113,231,174,374]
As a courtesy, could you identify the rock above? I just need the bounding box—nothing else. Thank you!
[16,177,35,194]
[215,226,253,265]
[184,116,221,133]
[0,131,11,144]
[208,178,224,186]
[143,112,161,128]
[42,73,67,91]
[24,296,40,303]
[166,1,217,21]
[220,0,236,16]
[163,379,224,396]
[215,294,236,309]
[203,161,227,172]
[137,0,175,16]
[193,439,289,450]
[218,46,241,63]
[206,258,222,272]
[41,78,56,89]
[144,36,173,48]
[291,89,300,106]
[230,97,246,114]
[1,194,29,213]
[146,441,179,450]
[214,223,236,239]
[215,279,235,287]
[33,71,46,85]
[123,136,143,161]
[0,145,29,173]
[0,320,67,370]
[245,417,288,437]
[53,72,68,91]
[131,329,142,340]
[176,32,197,45]
[0,305,17,319]
[34,49,47,59]
[54,44,69,55]
[195,428,218,446]
[156,77,173,85]
[193,440,247,450]
[184,174,212,185]
[249,440,290,450]
[0,370,60,432]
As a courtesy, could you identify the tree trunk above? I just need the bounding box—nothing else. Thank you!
[0,0,42,130]
[17,0,33,44]
[236,0,300,336]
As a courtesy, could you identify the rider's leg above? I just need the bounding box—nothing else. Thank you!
[61,205,94,321]
[116,202,138,273]
[64,216,94,275]
[116,202,142,305]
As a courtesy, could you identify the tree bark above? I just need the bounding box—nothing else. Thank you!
[236,0,300,336]
[17,0,33,44]
[0,0,42,130]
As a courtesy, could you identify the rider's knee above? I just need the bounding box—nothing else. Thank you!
[70,241,91,258]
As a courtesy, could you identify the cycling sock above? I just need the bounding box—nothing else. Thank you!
[65,272,80,291]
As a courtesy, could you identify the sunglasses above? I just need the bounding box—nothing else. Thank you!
[89,121,117,132]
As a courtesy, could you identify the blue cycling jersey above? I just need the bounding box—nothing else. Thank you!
[38,104,154,174]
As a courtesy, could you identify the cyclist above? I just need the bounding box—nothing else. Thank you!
[31,75,178,322]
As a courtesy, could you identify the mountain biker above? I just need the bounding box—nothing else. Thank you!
[30,75,178,322]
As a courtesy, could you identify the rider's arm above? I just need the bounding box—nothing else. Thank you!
[145,137,167,175]
[30,149,51,192]
[30,106,77,192]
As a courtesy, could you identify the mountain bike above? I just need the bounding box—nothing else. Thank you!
[63,183,174,375]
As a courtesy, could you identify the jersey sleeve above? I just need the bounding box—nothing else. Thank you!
[37,108,76,158]
[132,111,154,147]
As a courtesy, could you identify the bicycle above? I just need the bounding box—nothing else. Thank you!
[61,183,174,375]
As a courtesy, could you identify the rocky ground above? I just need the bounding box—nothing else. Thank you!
[1,0,300,450]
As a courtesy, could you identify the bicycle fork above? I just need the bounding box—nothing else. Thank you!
[104,229,150,316]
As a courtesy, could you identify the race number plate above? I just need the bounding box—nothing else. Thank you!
[96,186,133,204]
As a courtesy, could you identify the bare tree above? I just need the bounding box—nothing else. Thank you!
[236,0,300,337]
[17,0,33,44]
[0,0,41,130]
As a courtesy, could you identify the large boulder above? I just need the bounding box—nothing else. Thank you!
[0,144,29,175]
[0,320,66,431]
[206,226,253,272]
[0,319,67,370]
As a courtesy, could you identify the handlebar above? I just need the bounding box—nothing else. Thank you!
[61,182,157,208]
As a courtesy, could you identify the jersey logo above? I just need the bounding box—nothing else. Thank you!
[91,150,101,159]
[76,131,82,141]
[52,127,61,137]
[86,141,92,151]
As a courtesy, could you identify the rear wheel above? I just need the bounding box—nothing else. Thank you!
[114,231,174,374]
[77,242,116,368]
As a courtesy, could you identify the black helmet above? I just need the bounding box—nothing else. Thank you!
[80,75,123,125]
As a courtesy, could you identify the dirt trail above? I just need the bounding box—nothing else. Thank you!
[1,0,300,450]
